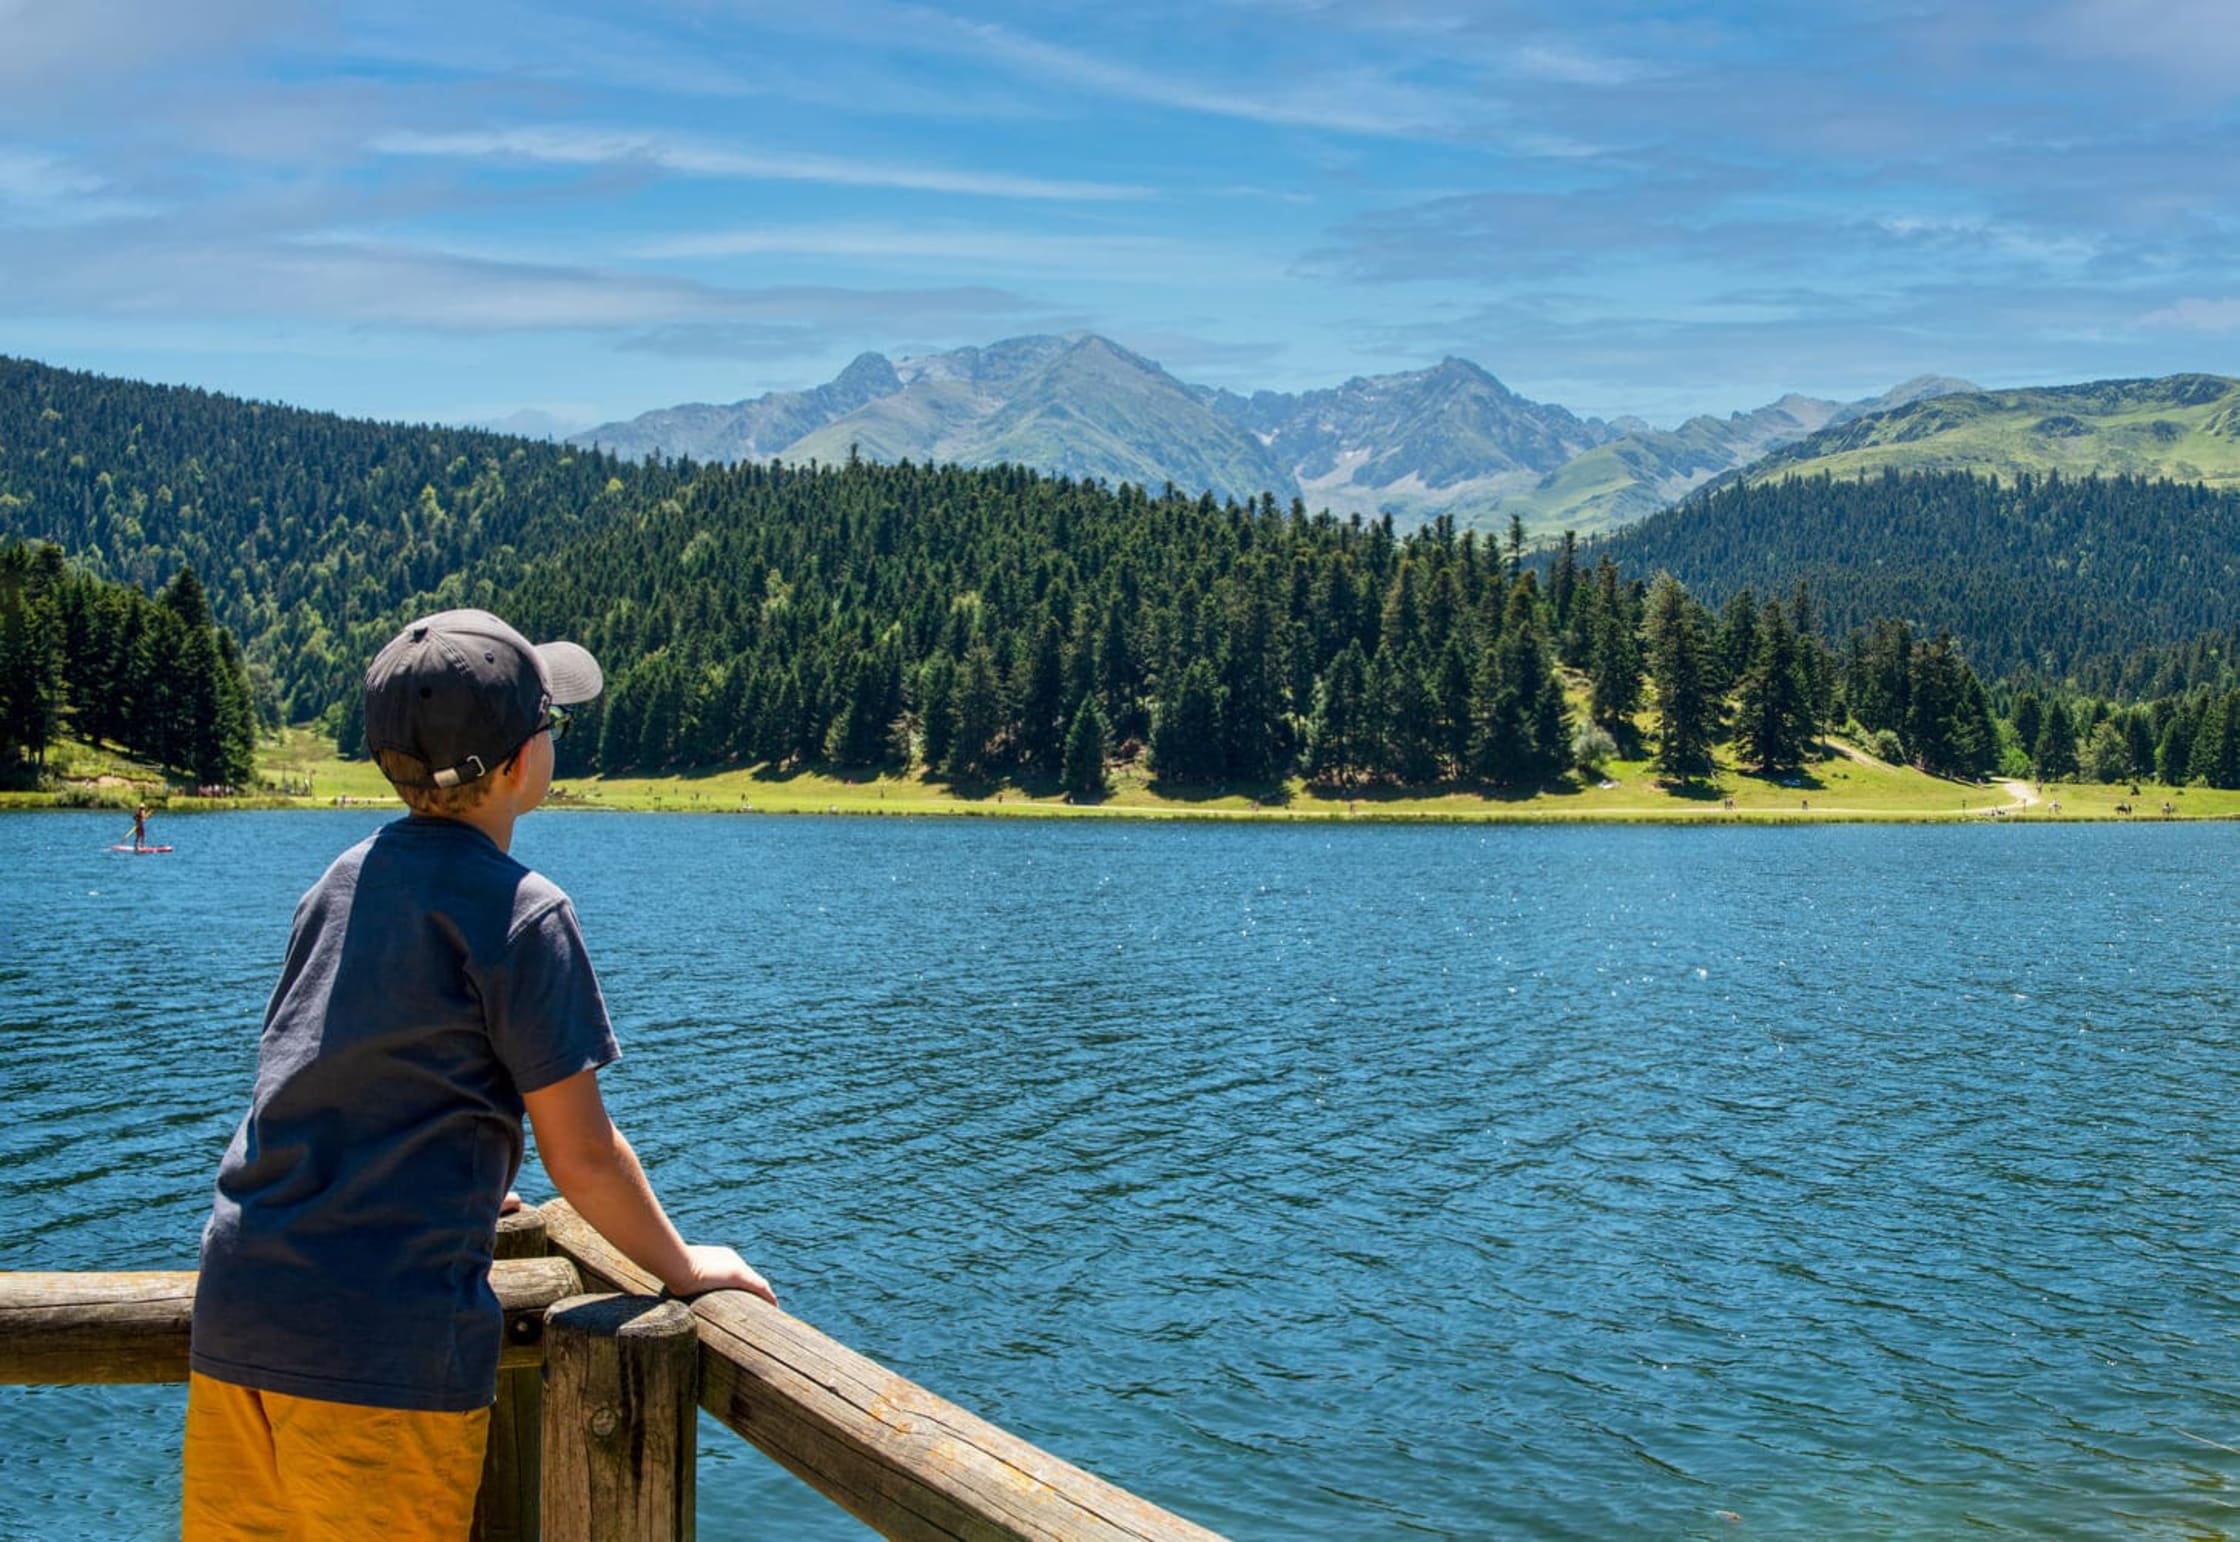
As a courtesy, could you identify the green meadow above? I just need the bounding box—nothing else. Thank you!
[12,727,2226,825]
[1744,375,2240,491]
[11,725,2238,824]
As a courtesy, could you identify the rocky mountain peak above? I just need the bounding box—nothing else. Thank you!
[831,351,901,399]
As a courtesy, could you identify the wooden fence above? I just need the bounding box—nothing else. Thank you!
[0,1203,1224,1542]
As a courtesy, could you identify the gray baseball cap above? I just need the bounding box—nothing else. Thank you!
[365,609,603,788]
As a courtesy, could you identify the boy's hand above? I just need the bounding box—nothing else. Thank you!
[500,1190,524,1215]
[669,1244,778,1307]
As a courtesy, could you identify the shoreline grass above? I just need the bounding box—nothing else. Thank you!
[12,728,2239,825]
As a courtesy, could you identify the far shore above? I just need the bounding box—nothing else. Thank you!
[8,730,2238,825]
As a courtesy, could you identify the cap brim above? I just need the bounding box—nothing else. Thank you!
[537,640,604,705]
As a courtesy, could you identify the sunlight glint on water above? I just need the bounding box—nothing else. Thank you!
[2,813,2236,1538]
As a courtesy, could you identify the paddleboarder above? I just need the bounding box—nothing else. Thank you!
[128,803,150,852]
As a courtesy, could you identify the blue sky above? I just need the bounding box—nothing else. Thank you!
[1,0,2233,432]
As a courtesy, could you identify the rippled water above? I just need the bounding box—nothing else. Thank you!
[3,812,2237,1538]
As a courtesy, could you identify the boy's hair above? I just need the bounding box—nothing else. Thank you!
[376,747,510,817]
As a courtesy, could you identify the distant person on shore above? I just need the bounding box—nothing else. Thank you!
[184,608,776,1538]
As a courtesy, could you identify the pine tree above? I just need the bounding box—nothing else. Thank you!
[917,654,957,772]
[1380,560,1423,660]
[1434,639,1474,777]
[2122,710,2157,783]
[1013,614,1067,774]
[2012,693,2044,760]
[1061,692,1109,798]
[1360,642,1397,779]
[824,650,893,767]
[0,582,62,773]
[947,642,1004,778]
[1152,656,1223,783]
[1218,584,1289,781]
[2195,691,2240,789]
[1381,643,1440,785]
[159,565,213,632]
[1306,640,1368,787]
[2032,700,2079,781]
[1471,582,1568,785]
[1953,668,2000,779]
[2157,705,2196,785]
[1585,559,1642,732]
[1646,573,1717,782]
[1734,601,1808,772]
[1716,587,1760,694]
[598,670,644,771]
[1788,581,1830,743]
[1850,618,1913,737]
[1550,531,1582,664]
[1096,599,1144,744]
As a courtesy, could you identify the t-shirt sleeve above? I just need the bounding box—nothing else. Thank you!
[486,900,622,1094]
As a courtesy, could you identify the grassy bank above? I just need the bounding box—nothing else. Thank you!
[9,727,2237,823]
[263,730,2240,823]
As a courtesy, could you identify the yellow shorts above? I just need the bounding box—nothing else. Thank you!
[182,1371,491,1541]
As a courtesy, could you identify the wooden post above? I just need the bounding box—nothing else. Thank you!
[475,1207,553,1542]
[542,1294,699,1542]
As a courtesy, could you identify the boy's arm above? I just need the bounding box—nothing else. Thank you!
[523,1068,777,1306]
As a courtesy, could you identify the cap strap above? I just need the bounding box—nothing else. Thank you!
[431,755,487,789]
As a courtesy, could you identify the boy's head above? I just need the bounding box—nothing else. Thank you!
[365,609,603,817]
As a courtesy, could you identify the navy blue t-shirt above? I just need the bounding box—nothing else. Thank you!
[191,816,620,1411]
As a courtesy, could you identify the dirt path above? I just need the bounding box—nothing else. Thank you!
[1993,779,2038,811]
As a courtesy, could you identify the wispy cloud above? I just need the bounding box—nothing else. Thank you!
[1874,214,2102,267]
[2139,297,2240,333]
[0,148,104,201]
[3,0,2232,429]
[984,41,1453,136]
[0,225,1052,338]
[633,224,1173,265]
[866,6,1492,138]
[2042,0,2240,92]
[623,222,1285,283]
[1504,41,1657,88]
[0,146,157,225]
[371,127,1150,202]
[0,0,302,104]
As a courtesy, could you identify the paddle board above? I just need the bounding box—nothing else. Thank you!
[109,844,174,854]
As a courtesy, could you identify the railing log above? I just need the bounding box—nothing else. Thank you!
[0,1257,583,1385]
[538,1201,1224,1542]
[477,1208,555,1542]
[542,1294,699,1542]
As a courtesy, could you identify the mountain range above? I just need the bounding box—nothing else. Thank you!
[11,352,2240,730]
[573,333,1982,535]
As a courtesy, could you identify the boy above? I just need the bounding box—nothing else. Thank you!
[185,608,774,1538]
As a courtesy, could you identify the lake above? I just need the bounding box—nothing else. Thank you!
[3,811,2236,1538]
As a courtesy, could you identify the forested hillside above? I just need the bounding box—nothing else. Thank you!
[0,357,678,719]
[19,358,2238,796]
[1594,470,2240,680]
[1,542,256,785]
[481,458,2002,794]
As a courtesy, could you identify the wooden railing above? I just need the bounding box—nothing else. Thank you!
[0,1203,1225,1542]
